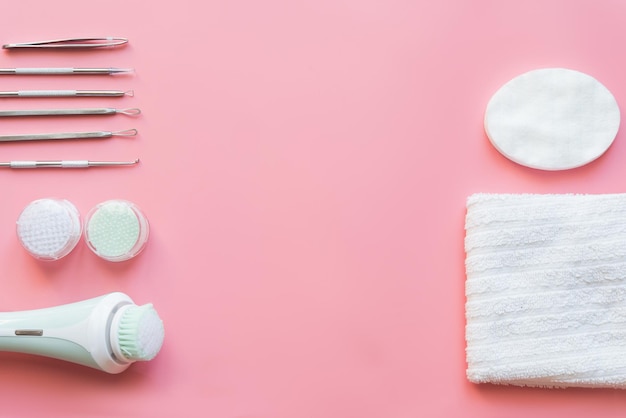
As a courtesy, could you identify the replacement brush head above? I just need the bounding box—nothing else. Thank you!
[16,198,82,260]
[112,303,164,363]
[84,200,149,262]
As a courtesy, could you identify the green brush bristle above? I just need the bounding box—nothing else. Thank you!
[117,304,164,361]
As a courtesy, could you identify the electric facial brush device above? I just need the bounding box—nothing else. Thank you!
[0,292,164,374]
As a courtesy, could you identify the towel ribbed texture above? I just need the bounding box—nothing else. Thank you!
[465,193,626,388]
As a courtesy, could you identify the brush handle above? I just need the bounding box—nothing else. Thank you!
[0,293,134,373]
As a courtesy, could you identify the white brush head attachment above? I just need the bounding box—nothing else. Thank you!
[111,303,164,363]
[16,198,82,260]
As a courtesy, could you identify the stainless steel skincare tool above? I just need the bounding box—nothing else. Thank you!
[0,108,141,117]
[3,37,128,50]
[0,128,137,142]
[0,90,134,98]
[0,68,133,75]
[0,159,139,168]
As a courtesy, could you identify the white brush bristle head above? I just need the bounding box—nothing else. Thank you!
[16,198,81,260]
[117,303,164,361]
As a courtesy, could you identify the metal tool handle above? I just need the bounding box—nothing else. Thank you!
[0,68,133,75]
[0,68,72,75]
[0,108,141,117]
[0,90,76,98]
[1,159,140,168]
[0,108,114,117]
[0,129,136,142]
[19,90,81,97]
[0,90,133,98]
[9,160,91,168]
[0,131,112,142]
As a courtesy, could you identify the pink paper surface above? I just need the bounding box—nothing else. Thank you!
[2,0,626,416]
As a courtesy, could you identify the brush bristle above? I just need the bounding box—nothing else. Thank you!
[117,303,164,361]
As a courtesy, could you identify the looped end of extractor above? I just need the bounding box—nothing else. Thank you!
[118,108,141,116]
[112,128,138,137]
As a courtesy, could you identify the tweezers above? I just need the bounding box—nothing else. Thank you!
[3,37,128,50]
[0,128,137,142]
[0,108,141,117]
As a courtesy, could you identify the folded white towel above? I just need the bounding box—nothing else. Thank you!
[465,193,626,388]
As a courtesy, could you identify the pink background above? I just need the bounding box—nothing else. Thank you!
[1,0,626,416]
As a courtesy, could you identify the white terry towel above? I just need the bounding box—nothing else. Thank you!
[465,193,626,388]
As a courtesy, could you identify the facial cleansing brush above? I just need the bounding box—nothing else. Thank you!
[0,292,164,374]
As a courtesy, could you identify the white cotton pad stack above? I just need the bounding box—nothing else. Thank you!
[484,68,621,170]
[16,198,82,260]
[465,193,626,389]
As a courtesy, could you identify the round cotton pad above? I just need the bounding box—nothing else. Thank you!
[16,198,82,260]
[484,68,621,170]
[84,200,149,262]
